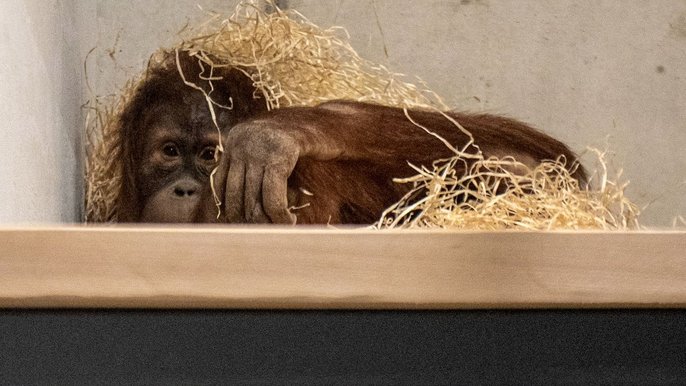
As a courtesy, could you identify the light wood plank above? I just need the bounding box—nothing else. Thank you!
[0,226,685,308]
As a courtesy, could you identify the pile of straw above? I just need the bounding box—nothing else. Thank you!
[85,1,639,229]
[177,3,447,110]
[376,149,639,230]
[85,78,135,223]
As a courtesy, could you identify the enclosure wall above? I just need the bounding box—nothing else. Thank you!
[0,0,95,222]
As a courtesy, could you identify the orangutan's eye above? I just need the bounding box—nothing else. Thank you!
[162,143,180,158]
[199,146,217,161]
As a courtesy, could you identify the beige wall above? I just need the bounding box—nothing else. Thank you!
[2,0,684,226]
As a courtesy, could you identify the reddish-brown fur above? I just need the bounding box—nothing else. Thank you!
[117,52,585,224]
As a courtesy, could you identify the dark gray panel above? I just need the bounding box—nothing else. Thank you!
[1,310,685,385]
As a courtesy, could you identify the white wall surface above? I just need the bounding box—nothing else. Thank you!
[0,0,95,223]
[2,0,685,226]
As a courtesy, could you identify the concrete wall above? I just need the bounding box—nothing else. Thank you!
[2,0,685,226]
[0,0,95,223]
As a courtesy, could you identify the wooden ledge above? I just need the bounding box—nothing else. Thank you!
[1,226,685,309]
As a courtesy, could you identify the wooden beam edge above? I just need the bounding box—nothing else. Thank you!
[1,226,685,309]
